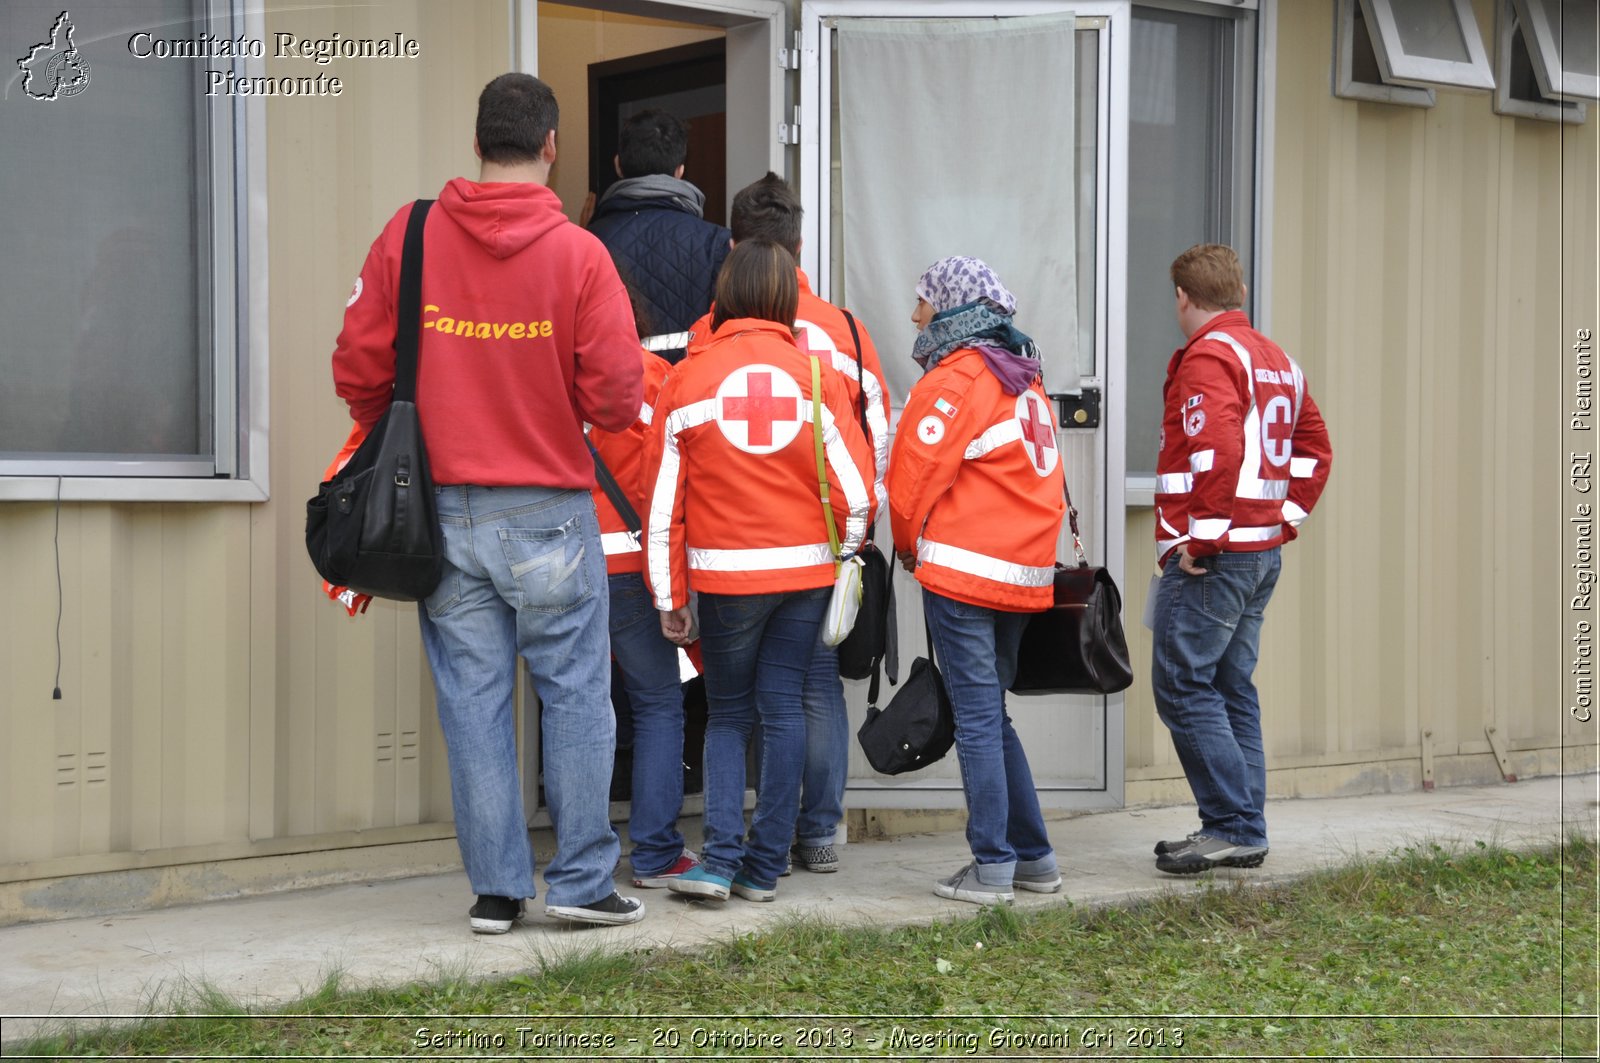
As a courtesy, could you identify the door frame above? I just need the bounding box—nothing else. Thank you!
[513,0,789,204]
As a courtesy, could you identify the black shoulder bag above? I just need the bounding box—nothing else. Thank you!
[1009,476,1134,696]
[856,614,953,775]
[305,199,443,602]
[835,309,898,696]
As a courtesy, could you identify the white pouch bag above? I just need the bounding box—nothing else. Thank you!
[823,554,865,646]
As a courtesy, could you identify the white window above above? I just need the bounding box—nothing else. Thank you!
[1355,0,1496,92]
[1495,0,1588,123]
[1511,0,1599,101]
[1335,0,1437,106]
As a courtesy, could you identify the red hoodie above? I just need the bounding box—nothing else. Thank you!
[333,178,642,487]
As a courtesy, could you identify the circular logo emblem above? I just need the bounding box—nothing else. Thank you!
[46,51,90,98]
[346,275,364,308]
[916,415,945,445]
[1184,410,1207,437]
[1260,395,1294,466]
[1015,392,1059,477]
[715,364,804,454]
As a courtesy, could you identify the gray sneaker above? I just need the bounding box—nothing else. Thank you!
[1155,834,1268,874]
[933,863,1014,905]
[1013,867,1062,893]
[790,843,839,873]
[1153,832,1205,856]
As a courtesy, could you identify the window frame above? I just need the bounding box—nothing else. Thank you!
[1356,0,1495,92]
[1495,0,1588,124]
[1334,0,1438,107]
[1511,0,1600,102]
[0,0,270,504]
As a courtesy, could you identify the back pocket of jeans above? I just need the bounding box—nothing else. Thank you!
[500,519,589,614]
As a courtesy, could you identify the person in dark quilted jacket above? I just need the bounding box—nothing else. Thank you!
[588,109,730,363]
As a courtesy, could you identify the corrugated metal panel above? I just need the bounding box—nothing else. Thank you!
[1124,0,1592,783]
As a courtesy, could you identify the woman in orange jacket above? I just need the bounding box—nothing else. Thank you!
[887,256,1065,906]
[643,240,874,901]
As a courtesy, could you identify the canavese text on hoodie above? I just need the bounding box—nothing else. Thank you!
[333,178,643,489]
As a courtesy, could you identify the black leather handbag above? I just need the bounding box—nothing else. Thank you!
[856,618,954,775]
[1009,480,1134,696]
[305,199,443,603]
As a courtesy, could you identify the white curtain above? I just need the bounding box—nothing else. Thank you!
[837,14,1077,408]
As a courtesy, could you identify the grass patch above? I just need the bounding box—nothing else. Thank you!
[17,837,1597,1058]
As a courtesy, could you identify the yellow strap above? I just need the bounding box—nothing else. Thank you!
[811,356,841,573]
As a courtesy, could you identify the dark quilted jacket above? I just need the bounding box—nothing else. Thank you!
[589,179,730,349]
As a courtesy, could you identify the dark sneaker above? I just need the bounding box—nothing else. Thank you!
[1013,867,1063,893]
[1154,832,1205,856]
[666,864,731,901]
[933,863,1014,906]
[468,895,524,934]
[545,891,645,926]
[730,872,777,902]
[1155,834,1269,874]
[632,849,701,889]
[791,843,839,873]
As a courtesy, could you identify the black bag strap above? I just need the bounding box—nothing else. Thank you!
[865,553,899,706]
[841,309,869,438]
[1061,466,1088,568]
[393,199,434,404]
[589,442,643,534]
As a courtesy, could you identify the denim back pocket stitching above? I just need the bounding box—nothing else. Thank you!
[500,518,589,614]
[1197,560,1250,629]
[423,567,463,619]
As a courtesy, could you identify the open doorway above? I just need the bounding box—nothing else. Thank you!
[589,39,728,226]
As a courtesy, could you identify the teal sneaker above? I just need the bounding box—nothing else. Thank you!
[730,872,776,902]
[666,864,731,901]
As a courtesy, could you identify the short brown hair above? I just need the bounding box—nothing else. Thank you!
[712,241,799,332]
[730,172,803,256]
[1170,244,1244,312]
[476,74,558,165]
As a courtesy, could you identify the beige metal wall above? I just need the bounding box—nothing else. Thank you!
[1122,0,1598,801]
[0,1,510,896]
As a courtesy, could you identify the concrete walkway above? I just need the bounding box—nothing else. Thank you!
[2,774,1594,1046]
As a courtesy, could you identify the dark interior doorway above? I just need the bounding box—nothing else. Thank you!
[589,39,728,226]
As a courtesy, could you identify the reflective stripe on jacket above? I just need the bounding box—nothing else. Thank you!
[887,348,1065,612]
[590,347,671,576]
[642,318,876,611]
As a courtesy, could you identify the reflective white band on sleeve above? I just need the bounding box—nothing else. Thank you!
[964,420,1023,460]
[647,399,718,610]
[917,539,1056,588]
[689,543,834,571]
[1283,501,1309,526]
[822,338,890,514]
[1240,479,1290,500]
[1156,534,1190,562]
[1189,517,1232,541]
[1229,524,1281,542]
[642,332,692,352]
[601,531,642,555]
[1157,472,1192,494]
[1190,449,1215,474]
[1290,456,1317,478]
[819,404,872,556]
[639,402,654,427]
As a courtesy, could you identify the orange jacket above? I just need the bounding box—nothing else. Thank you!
[887,348,1065,612]
[689,269,891,512]
[589,347,672,576]
[643,318,876,610]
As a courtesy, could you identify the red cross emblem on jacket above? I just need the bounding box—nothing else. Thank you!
[715,363,804,454]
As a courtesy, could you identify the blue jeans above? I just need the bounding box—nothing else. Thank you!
[418,485,619,908]
[608,573,687,877]
[795,638,848,848]
[923,591,1056,886]
[1151,547,1282,849]
[696,588,828,888]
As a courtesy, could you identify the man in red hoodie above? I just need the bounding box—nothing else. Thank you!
[333,74,645,933]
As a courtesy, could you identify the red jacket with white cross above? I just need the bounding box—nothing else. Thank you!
[1153,310,1332,565]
